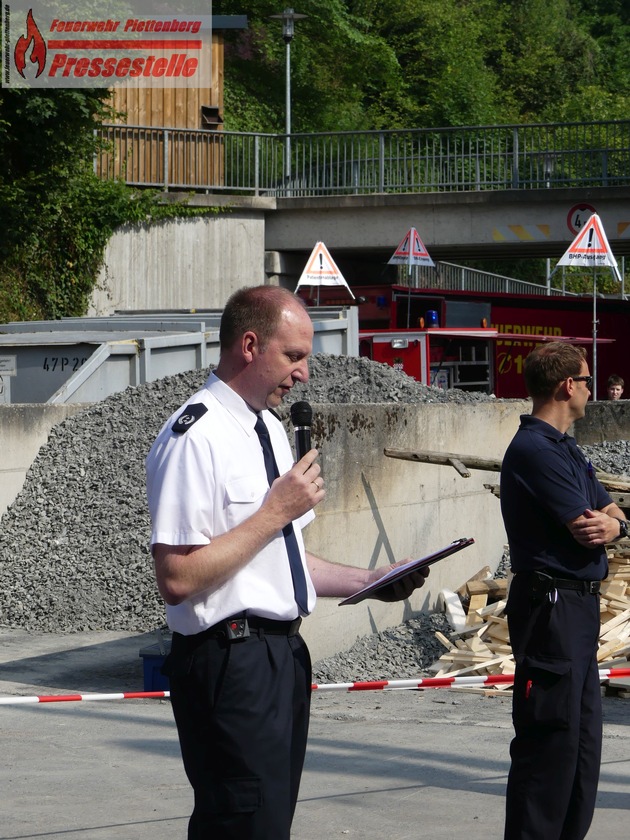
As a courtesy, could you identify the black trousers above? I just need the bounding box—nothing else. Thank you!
[163,626,312,840]
[504,574,602,840]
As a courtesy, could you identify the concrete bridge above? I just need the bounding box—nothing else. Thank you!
[261,186,630,285]
[180,185,630,288]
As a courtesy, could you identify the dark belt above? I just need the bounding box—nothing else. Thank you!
[244,616,302,635]
[185,615,302,643]
[520,570,601,595]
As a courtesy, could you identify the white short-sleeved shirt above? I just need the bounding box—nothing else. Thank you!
[146,373,316,635]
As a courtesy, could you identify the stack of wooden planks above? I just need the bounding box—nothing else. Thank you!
[431,544,630,695]
[598,548,630,689]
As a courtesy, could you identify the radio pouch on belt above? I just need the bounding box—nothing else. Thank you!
[224,617,250,641]
[530,571,558,605]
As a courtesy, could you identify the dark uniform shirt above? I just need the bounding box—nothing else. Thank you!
[500,414,610,580]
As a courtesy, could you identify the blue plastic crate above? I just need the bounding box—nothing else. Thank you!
[139,641,171,692]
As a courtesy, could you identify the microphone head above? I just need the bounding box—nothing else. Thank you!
[290,400,312,427]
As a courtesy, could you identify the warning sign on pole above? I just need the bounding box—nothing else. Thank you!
[295,241,355,298]
[388,227,435,268]
[551,212,622,402]
[556,213,621,279]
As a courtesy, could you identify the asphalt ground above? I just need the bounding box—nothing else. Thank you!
[0,629,628,840]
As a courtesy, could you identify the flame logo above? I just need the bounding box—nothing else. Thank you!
[14,10,47,78]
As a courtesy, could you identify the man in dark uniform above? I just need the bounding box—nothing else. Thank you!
[146,285,429,840]
[500,341,629,840]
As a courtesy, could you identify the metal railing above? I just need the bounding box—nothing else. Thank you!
[94,119,630,196]
[410,262,577,296]
[95,125,281,192]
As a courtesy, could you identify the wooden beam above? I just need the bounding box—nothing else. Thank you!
[384,448,502,473]
[384,448,630,514]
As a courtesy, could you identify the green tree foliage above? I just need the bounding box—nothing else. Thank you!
[351,0,508,127]
[568,0,630,120]
[216,0,413,131]
[1,89,106,319]
[496,0,600,121]
[215,0,629,129]
[0,88,214,322]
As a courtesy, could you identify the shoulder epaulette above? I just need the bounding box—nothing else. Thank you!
[172,403,208,434]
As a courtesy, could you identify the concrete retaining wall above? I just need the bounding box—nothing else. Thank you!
[575,400,630,446]
[294,401,526,659]
[0,405,86,519]
[89,208,270,316]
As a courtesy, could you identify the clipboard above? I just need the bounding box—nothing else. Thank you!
[338,537,475,606]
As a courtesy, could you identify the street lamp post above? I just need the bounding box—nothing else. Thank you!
[269,8,307,194]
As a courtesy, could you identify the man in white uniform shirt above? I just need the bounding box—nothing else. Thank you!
[146,285,428,840]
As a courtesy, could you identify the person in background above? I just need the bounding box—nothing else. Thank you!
[145,285,429,840]
[606,373,624,400]
[500,341,628,840]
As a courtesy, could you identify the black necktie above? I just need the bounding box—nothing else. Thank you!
[254,416,308,614]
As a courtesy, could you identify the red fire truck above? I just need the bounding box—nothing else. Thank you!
[306,284,629,399]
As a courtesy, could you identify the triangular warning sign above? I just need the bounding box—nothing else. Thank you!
[388,227,435,268]
[295,242,355,298]
[557,213,621,278]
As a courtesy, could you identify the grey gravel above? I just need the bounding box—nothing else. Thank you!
[311,612,454,683]
[0,353,628,683]
[579,440,630,480]
[285,354,499,405]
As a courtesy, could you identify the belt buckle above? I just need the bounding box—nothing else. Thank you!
[588,581,600,595]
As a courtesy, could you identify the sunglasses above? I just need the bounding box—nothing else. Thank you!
[572,375,593,389]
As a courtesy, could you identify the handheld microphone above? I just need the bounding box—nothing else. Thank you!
[290,401,313,461]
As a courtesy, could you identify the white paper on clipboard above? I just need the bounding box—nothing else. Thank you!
[338,537,475,606]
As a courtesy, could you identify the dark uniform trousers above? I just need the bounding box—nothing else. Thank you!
[163,622,312,840]
[504,574,602,840]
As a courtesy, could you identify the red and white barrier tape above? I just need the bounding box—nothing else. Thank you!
[0,690,170,705]
[313,667,630,692]
[1,668,630,705]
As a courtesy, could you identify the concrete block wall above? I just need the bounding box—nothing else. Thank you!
[293,401,527,660]
[575,400,630,446]
[0,405,86,519]
[89,209,270,316]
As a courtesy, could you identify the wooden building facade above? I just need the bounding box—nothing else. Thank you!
[97,16,247,189]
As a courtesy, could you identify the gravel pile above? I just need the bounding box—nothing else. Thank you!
[286,354,497,405]
[579,440,630,479]
[0,355,490,636]
[312,612,453,683]
[0,353,628,682]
